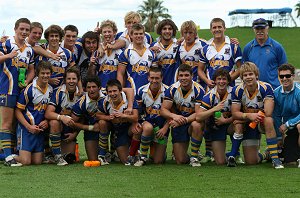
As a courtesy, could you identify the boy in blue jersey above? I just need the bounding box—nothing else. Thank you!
[198,18,242,89]
[96,79,139,165]
[273,63,300,167]
[0,18,35,166]
[15,61,52,165]
[45,67,82,165]
[117,23,157,94]
[161,64,205,166]
[228,62,283,169]
[89,20,122,89]
[134,67,169,166]
[150,19,180,86]
[242,18,287,89]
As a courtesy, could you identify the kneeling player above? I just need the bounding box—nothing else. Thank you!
[15,61,53,165]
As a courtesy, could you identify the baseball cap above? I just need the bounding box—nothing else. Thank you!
[252,18,268,28]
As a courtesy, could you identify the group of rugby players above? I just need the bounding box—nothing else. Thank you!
[0,11,299,169]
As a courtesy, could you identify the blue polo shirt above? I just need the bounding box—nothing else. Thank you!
[242,37,287,89]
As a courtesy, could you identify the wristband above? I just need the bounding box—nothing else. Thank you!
[242,113,247,120]
[57,114,61,121]
[185,117,189,123]
[88,125,94,131]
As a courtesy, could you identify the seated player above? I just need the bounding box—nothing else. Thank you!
[161,64,205,166]
[228,62,284,169]
[45,67,81,166]
[96,79,139,165]
[15,61,53,165]
[134,67,169,166]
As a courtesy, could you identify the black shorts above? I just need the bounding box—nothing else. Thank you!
[282,128,300,163]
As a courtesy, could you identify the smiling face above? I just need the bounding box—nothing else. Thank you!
[28,27,43,44]
[48,32,60,49]
[178,70,192,90]
[148,71,162,91]
[86,82,100,100]
[253,26,269,42]
[107,85,122,104]
[37,68,51,85]
[64,30,77,48]
[65,72,78,93]
[182,28,196,45]
[210,22,225,39]
[215,75,229,92]
[242,71,258,87]
[15,22,30,42]
[279,70,294,91]
[101,26,115,44]
[130,29,145,46]
[161,24,173,42]
[84,38,98,53]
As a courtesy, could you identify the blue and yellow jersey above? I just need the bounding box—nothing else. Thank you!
[72,91,105,125]
[232,81,274,113]
[49,84,80,116]
[116,29,153,49]
[178,38,207,82]
[150,38,180,86]
[95,42,122,88]
[200,86,233,119]
[61,38,83,63]
[136,82,168,122]
[36,44,75,89]
[0,36,34,95]
[164,81,205,117]
[118,44,157,94]
[16,78,53,125]
[199,36,242,84]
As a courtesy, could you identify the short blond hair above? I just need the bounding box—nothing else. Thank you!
[240,62,259,79]
[180,20,197,36]
[99,20,118,33]
[124,11,142,24]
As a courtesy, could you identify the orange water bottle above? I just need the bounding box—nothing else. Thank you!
[249,111,265,129]
[83,160,101,167]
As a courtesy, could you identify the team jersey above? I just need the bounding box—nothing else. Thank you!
[49,84,80,116]
[200,86,233,118]
[116,29,153,49]
[72,91,105,125]
[231,81,274,113]
[136,82,168,122]
[178,38,207,82]
[16,78,53,125]
[199,36,242,83]
[36,44,75,89]
[0,36,34,95]
[95,42,122,88]
[164,81,205,117]
[150,38,180,86]
[118,44,158,93]
[61,38,83,63]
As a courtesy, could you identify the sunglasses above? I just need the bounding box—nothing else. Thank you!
[279,74,293,79]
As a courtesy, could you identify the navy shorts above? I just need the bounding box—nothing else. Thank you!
[207,124,229,141]
[0,94,17,108]
[243,125,261,140]
[17,124,44,153]
[113,123,131,148]
[171,123,190,143]
[84,130,99,141]
[283,128,300,163]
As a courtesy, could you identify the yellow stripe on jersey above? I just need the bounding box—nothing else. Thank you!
[79,95,86,108]
[26,111,35,125]
[16,102,26,110]
[259,81,267,91]
[3,64,13,95]
[2,42,7,54]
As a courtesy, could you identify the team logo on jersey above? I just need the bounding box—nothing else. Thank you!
[266,47,270,54]
[224,48,230,55]
[173,47,177,53]
[61,55,67,62]
[114,54,119,59]
[194,48,201,55]
[257,96,263,102]
[148,55,153,61]
[27,51,31,58]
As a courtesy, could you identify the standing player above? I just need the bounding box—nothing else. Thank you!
[134,67,169,166]
[117,23,157,94]
[97,79,139,164]
[198,18,242,89]
[161,64,205,166]
[243,18,287,89]
[150,19,180,86]
[228,62,283,169]
[0,18,35,166]
[15,61,53,165]
[89,20,122,89]
[45,67,81,165]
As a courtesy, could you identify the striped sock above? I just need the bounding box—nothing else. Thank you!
[140,135,152,158]
[0,131,14,157]
[49,133,61,155]
[266,137,279,162]
[191,137,202,158]
[99,132,109,156]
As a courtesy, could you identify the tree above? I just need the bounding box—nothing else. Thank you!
[138,0,171,32]
[296,1,300,18]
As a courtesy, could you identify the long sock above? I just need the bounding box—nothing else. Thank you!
[98,131,109,156]
[191,137,202,158]
[228,133,243,157]
[258,152,266,163]
[0,131,13,157]
[129,139,140,156]
[266,137,280,162]
[230,135,241,156]
[140,135,152,158]
[49,133,61,155]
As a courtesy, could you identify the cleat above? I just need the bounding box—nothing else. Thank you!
[105,152,112,163]
[273,159,284,169]
[112,151,120,162]
[4,155,22,167]
[134,157,146,167]
[55,154,68,166]
[171,153,176,161]
[124,156,134,166]
[236,155,245,164]
[190,157,201,167]
[98,155,109,165]
[200,156,212,163]
[227,156,237,167]
[43,154,56,164]
[297,159,300,168]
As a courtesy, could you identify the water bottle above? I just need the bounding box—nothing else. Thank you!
[153,126,166,145]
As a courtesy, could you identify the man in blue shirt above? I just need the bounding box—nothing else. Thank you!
[273,63,300,167]
[242,18,287,89]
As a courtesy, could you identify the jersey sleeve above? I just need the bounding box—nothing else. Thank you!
[200,93,212,110]
[199,46,208,64]
[16,86,31,110]
[72,96,85,117]
[49,89,60,107]
[118,50,129,66]
[98,98,108,114]
[231,85,242,104]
